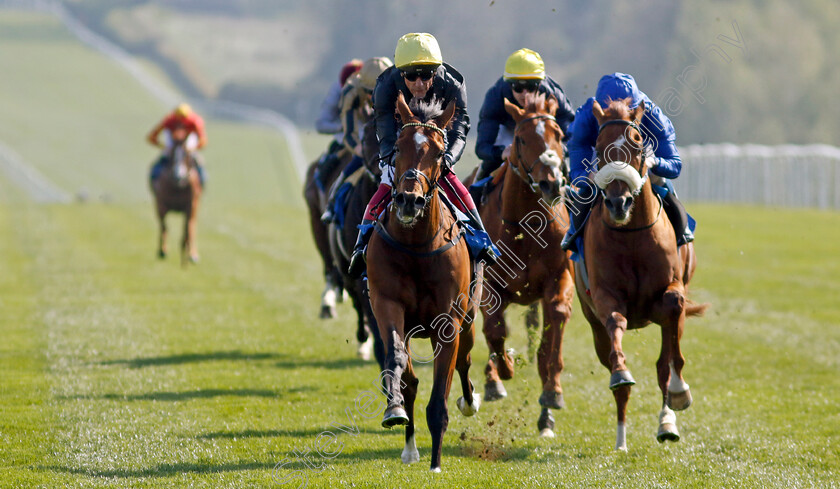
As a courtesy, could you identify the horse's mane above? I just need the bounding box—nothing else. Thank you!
[408,97,444,123]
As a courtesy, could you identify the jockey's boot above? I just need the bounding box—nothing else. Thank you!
[465,208,499,266]
[561,186,596,252]
[320,172,345,223]
[315,148,342,192]
[662,191,694,246]
[347,219,375,279]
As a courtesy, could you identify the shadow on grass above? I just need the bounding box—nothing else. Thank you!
[197,426,395,440]
[97,350,285,368]
[274,357,372,370]
[43,461,276,478]
[58,386,315,402]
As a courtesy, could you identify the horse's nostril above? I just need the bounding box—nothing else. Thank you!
[413,195,426,209]
[624,196,634,211]
[604,199,614,210]
[539,180,551,194]
[395,193,406,206]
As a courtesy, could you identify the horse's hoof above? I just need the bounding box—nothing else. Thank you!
[537,408,555,433]
[609,370,636,390]
[539,390,565,409]
[483,381,507,402]
[382,407,409,428]
[157,250,166,259]
[657,423,680,443]
[319,305,336,319]
[189,255,200,264]
[457,393,481,416]
[430,466,441,473]
[539,428,555,438]
[667,388,692,411]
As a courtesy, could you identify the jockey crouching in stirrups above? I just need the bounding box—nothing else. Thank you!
[147,103,207,187]
[347,33,498,278]
[562,72,695,253]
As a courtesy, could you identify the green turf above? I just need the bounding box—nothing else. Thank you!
[1,8,839,489]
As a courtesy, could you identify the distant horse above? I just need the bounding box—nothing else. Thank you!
[303,143,353,318]
[466,94,575,438]
[367,93,481,472]
[577,98,707,450]
[328,120,385,368]
[151,127,202,267]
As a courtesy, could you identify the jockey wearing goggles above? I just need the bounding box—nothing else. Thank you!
[562,72,694,252]
[147,103,207,186]
[347,33,498,278]
[474,48,576,185]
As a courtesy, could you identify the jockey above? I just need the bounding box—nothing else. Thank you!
[147,103,207,186]
[473,48,575,185]
[314,59,363,193]
[321,56,394,223]
[561,72,694,251]
[347,33,498,278]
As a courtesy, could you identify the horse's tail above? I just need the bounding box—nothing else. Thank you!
[685,298,710,318]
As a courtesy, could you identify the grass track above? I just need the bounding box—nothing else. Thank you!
[0,8,839,489]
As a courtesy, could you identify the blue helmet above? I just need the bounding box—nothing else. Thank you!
[595,73,642,108]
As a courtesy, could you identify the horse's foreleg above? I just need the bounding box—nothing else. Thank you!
[454,319,480,417]
[597,300,634,389]
[537,279,573,411]
[186,199,200,264]
[372,297,408,428]
[482,300,514,399]
[655,284,692,414]
[401,358,420,464]
[428,338,457,472]
[156,204,167,259]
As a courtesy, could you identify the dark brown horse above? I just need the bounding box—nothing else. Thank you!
[327,120,384,367]
[367,93,481,472]
[577,98,707,450]
[467,94,575,438]
[303,144,353,318]
[151,127,202,267]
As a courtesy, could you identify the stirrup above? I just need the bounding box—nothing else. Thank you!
[347,247,367,279]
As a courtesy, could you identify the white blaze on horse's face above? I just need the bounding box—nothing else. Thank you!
[413,132,427,152]
[535,119,546,139]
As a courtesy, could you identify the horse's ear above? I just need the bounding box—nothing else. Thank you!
[396,91,413,124]
[592,100,606,123]
[436,100,457,130]
[545,95,558,116]
[504,97,525,120]
[631,100,646,123]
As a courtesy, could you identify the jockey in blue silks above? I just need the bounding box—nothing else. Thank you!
[561,72,694,252]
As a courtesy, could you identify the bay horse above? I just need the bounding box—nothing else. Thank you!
[578,98,708,450]
[303,143,353,318]
[327,120,385,368]
[469,94,575,438]
[151,126,202,267]
[367,93,481,472]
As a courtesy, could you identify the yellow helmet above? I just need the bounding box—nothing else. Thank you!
[394,33,442,69]
[504,48,545,80]
[359,57,393,90]
[174,103,192,118]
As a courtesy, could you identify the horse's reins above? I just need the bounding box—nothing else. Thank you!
[596,118,662,232]
[509,114,564,193]
[375,121,464,258]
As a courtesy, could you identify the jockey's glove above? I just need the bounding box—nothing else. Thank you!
[645,145,659,168]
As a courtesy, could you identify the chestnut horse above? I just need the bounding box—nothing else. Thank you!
[367,93,481,472]
[577,99,707,450]
[468,94,575,438]
[303,144,353,318]
[327,120,385,368]
[151,127,202,267]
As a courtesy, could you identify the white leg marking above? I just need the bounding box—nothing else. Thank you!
[430,467,442,473]
[357,336,373,361]
[615,422,627,451]
[322,286,337,309]
[457,393,482,416]
[401,434,420,464]
[539,428,555,438]
[669,362,689,393]
[659,405,677,426]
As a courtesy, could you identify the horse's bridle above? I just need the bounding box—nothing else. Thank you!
[510,114,565,193]
[390,122,448,209]
[596,118,648,196]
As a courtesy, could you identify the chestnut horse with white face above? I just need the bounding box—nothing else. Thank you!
[467,94,575,438]
[151,126,202,267]
[577,98,707,450]
[367,93,481,472]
